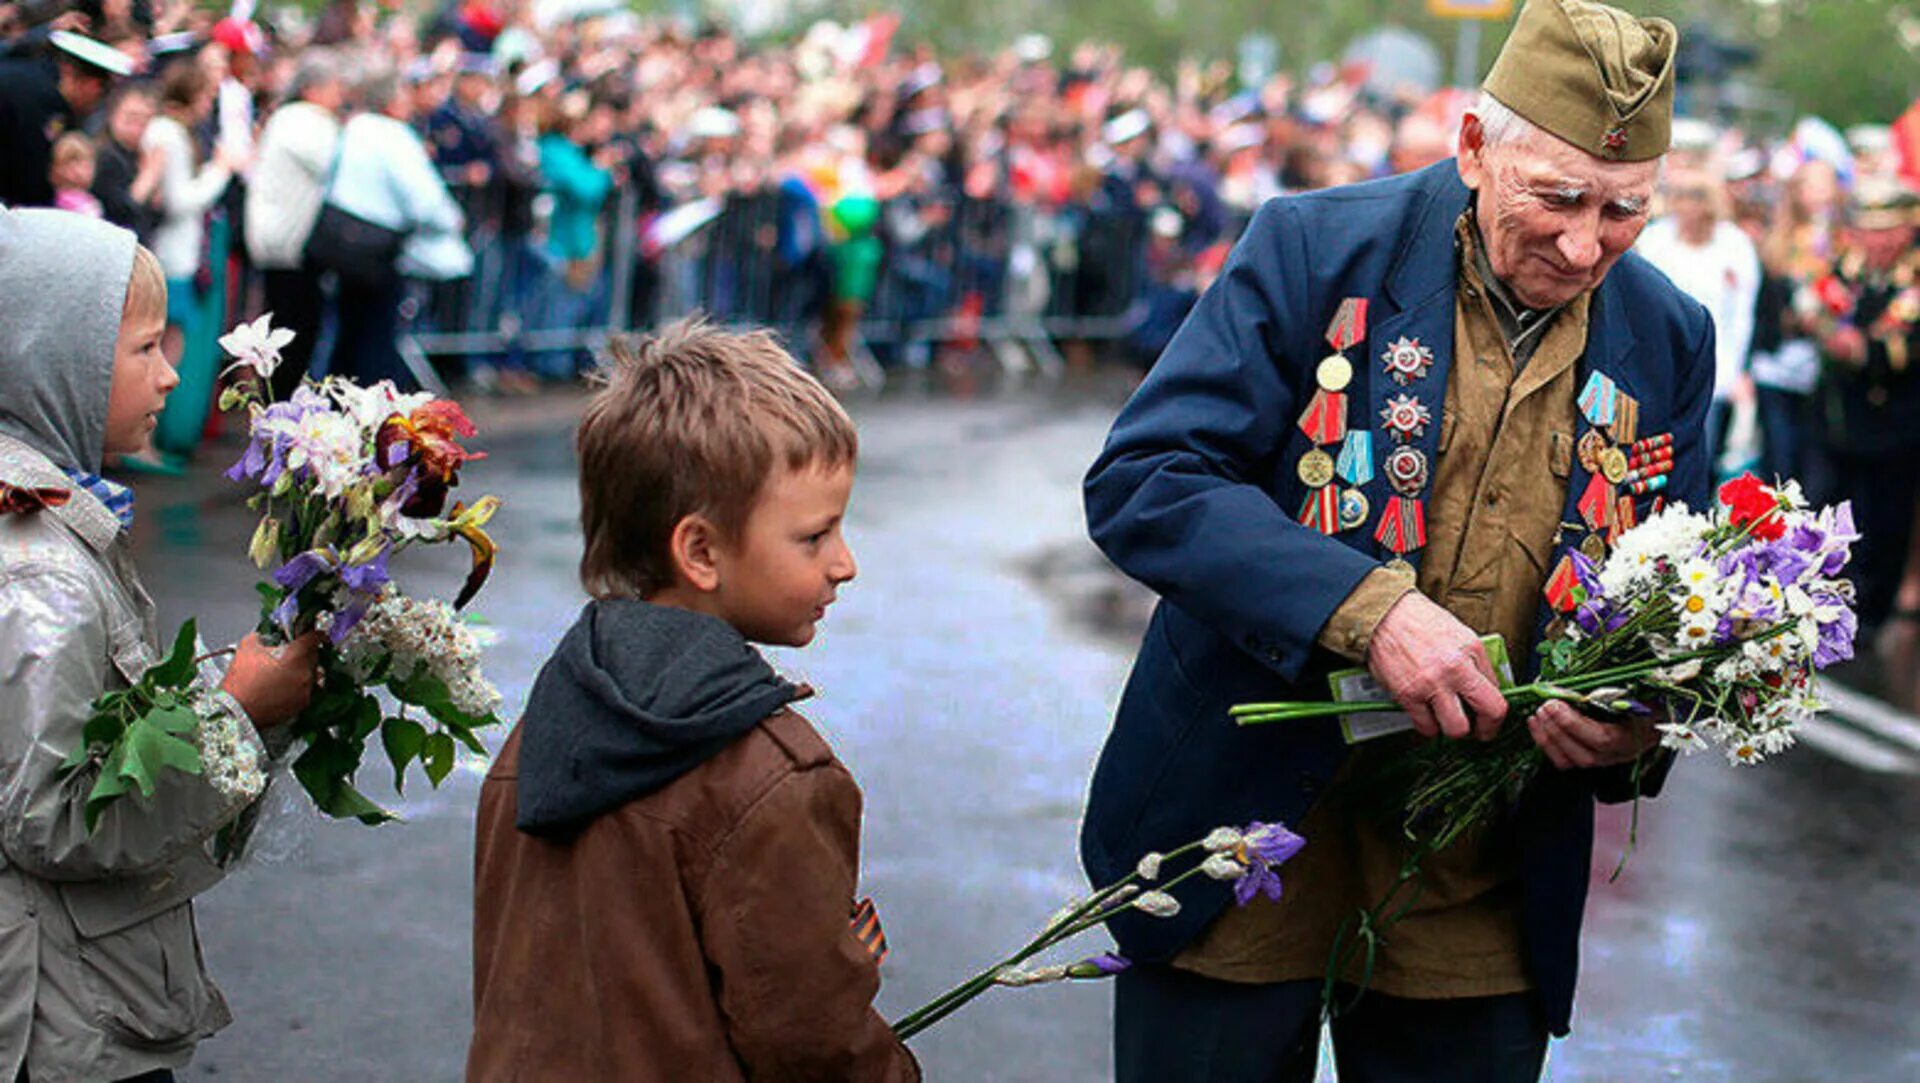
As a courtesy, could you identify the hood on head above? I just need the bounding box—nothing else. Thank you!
[514,599,806,837]
[0,207,137,474]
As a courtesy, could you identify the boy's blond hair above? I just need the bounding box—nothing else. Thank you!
[125,245,167,327]
[576,317,857,599]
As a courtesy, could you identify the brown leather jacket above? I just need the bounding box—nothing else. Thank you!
[467,710,919,1082]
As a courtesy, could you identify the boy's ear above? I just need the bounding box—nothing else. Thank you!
[667,513,723,593]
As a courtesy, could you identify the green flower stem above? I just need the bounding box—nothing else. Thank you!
[1231,628,1794,727]
[892,842,1210,1040]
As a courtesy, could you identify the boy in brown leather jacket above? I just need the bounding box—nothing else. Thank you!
[467,319,918,1082]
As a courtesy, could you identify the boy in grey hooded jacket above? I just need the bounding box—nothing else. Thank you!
[0,207,317,1082]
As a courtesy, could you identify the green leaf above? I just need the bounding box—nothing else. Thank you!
[391,671,493,731]
[351,694,382,742]
[446,723,487,757]
[80,707,128,749]
[381,717,427,794]
[132,720,202,779]
[148,619,199,690]
[325,780,398,825]
[422,732,456,787]
[146,702,198,736]
[83,744,132,833]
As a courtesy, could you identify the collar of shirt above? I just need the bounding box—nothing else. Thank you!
[59,466,135,531]
[1458,209,1568,364]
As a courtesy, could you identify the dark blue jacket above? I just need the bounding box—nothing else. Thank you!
[1080,162,1714,1036]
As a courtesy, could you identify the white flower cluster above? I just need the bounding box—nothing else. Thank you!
[339,592,502,718]
[1593,502,1712,604]
[192,688,268,801]
[1587,481,1853,767]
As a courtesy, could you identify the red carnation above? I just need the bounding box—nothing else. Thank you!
[1718,473,1786,540]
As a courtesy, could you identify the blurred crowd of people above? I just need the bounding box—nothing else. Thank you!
[1,0,1917,638]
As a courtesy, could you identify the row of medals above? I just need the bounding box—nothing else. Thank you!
[1296,334,1436,550]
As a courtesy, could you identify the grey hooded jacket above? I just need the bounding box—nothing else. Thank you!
[0,208,268,1081]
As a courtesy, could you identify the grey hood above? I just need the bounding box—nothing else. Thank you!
[514,600,807,837]
[0,207,137,474]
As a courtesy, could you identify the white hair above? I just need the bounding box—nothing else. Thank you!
[1468,88,1667,182]
[1469,91,1544,150]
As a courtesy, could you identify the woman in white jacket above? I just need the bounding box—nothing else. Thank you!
[324,69,470,389]
[140,59,238,465]
[243,49,345,400]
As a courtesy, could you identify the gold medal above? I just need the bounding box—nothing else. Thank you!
[1316,354,1353,393]
[1298,448,1336,488]
[1580,533,1608,562]
[1600,447,1629,484]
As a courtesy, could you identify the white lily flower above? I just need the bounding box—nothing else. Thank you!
[217,312,296,378]
[1135,853,1164,881]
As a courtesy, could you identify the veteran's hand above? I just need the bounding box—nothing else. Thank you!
[1527,700,1659,770]
[220,633,321,732]
[1365,592,1507,741]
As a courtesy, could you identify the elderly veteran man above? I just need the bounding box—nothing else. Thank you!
[1079,2,1712,1080]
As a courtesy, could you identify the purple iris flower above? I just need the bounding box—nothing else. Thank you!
[1813,599,1857,668]
[1752,537,1815,589]
[225,438,268,483]
[338,546,392,595]
[1574,598,1628,636]
[1232,822,1306,906]
[1570,550,1604,597]
[327,599,371,644]
[1088,953,1130,976]
[1817,503,1859,577]
[270,548,337,631]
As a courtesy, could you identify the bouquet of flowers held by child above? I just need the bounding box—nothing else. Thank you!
[62,316,505,836]
[1230,475,1857,1009]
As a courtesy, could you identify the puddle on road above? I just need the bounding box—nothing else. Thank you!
[1016,541,1154,648]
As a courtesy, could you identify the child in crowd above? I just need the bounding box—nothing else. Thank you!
[0,209,318,1081]
[468,319,917,1081]
[50,131,105,218]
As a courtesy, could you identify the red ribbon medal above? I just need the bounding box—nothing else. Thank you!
[1373,495,1427,554]
[1577,473,1615,531]
[1297,390,1349,445]
[1325,298,1368,353]
[1545,554,1583,612]
[1298,485,1341,535]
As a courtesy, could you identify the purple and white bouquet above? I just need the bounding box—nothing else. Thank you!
[63,315,504,837]
[1236,474,1858,851]
[217,316,504,824]
[1227,474,1858,1012]
[891,822,1305,1039]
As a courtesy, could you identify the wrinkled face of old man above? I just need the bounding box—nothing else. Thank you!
[1456,109,1660,310]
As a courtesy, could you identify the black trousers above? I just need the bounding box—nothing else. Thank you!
[261,265,328,401]
[1114,964,1548,1083]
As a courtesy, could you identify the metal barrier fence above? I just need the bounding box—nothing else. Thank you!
[400,179,1157,380]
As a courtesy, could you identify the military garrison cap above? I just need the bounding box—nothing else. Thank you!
[1482,0,1677,162]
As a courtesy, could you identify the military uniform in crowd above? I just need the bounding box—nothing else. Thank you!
[1083,2,1707,1080]
[425,55,501,187]
[0,32,128,208]
[1805,179,1920,628]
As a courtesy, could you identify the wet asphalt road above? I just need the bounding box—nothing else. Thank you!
[125,377,1920,1081]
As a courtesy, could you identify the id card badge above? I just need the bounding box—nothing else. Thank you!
[1327,634,1513,744]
